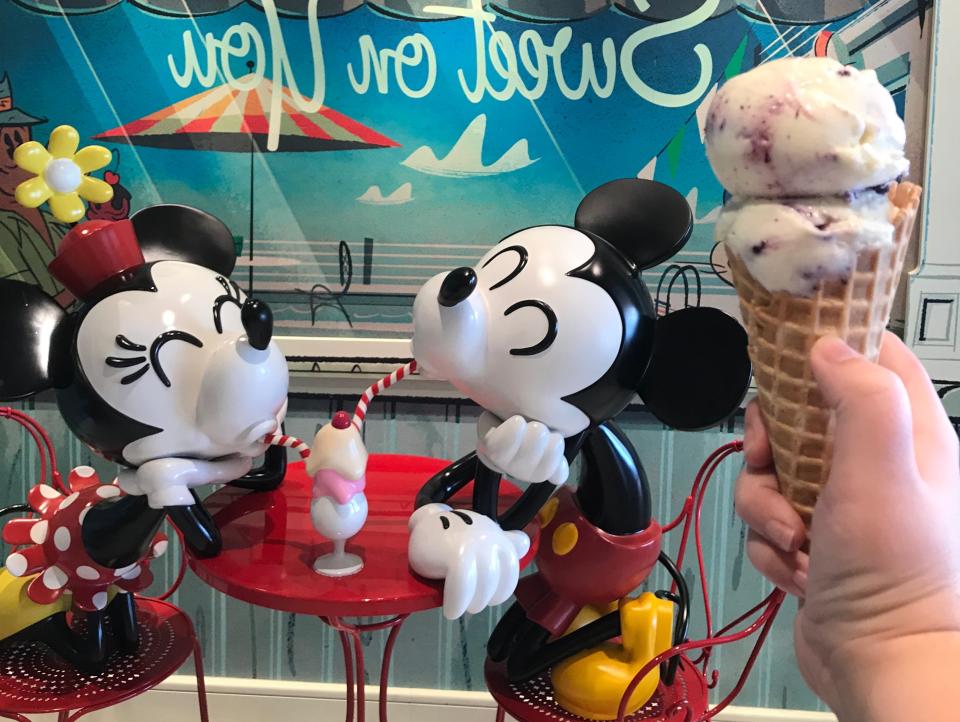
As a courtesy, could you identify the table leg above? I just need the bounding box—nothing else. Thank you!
[193,637,210,722]
[378,615,408,722]
[336,627,355,722]
[322,614,410,722]
[351,630,365,722]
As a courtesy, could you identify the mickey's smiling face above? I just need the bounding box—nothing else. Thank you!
[75,260,288,465]
[412,179,754,439]
[413,226,624,438]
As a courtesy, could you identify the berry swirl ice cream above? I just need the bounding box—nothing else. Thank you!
[716,190,894,295]
[705,56,920,529]
[705,57,908,197]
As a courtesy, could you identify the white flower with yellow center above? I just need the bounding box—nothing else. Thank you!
[13,125,113,223]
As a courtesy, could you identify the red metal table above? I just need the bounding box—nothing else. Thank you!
[190,454,539,722]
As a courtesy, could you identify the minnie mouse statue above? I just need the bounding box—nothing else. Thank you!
[0,206,289,563]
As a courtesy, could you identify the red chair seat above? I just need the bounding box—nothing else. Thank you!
[0,598,196,717]
[484,656,708,722]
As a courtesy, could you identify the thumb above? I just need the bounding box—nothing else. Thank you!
[506,529,531,559]
[810,336,917,500]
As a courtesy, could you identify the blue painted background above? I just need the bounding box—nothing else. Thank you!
[0,0,932,336]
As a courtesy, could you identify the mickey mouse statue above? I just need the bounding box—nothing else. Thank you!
[0,206,289,564]
[407,179,750,716]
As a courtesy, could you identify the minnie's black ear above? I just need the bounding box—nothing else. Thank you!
[0,280,70,400]
[575,179,693,270]
[132,204,236,276]
[638,307,751,430]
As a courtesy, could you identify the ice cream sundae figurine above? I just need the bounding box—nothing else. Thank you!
[300,362,416,576]
[306,411,368,576]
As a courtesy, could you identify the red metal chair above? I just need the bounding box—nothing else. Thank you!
[486,440,787,722]
[0,408,208,722]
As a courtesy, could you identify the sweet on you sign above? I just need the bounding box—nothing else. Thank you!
[0,0,932,359]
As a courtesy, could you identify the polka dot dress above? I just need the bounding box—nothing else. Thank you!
[2,467,167,612]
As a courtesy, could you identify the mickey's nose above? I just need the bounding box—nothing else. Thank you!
[438,267,477,307]
[241,298,273,350]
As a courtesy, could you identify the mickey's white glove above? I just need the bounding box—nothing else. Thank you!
[408,503,530,620]
[476,412,569,486]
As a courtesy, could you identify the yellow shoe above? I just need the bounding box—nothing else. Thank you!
[0,568,72,642]
[551,592,674,720]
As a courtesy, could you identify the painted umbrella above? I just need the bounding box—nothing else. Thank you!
[94,74,399,289]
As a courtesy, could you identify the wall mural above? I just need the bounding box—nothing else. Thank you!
[0,0,933,340]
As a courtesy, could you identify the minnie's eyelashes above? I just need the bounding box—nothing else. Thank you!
[115,335,146,352]
[105,355,146,368]
[213,275,243,334]
[121,365,150,385]
[105,331,203,387]
[106,275,232,387]
[107,336,152,384]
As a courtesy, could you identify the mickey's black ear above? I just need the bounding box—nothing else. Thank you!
[575,179,693,270]
[132,204,236,276]
[638,307,751,430]
[0,280,69,400]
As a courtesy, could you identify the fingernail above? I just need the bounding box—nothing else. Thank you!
[793,569,808,595]
[815,336,857,364]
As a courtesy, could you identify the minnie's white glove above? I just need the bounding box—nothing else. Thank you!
[408,503,530,620]
[117,455,253,509]
[476,412,569,486]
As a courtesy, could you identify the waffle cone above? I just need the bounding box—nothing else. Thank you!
[726,182,922,526]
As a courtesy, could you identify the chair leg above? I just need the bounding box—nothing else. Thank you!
[0,712,31,721]
[495,706,506,722]
[193,639,210,722]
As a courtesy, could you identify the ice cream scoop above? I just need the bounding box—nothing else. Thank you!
[716,190,894,295]
[704,56,920,529]
[705,57,908,197]
[306,411,367,501]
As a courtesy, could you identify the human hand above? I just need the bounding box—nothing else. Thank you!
[408,503,531,620]
[476,412,569,486]
[735,332,960,713]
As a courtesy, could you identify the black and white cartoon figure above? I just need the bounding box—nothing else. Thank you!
[407,179,751,696]
[0,206,289,566]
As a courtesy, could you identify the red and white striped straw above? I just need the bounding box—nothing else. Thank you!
[263,432,311,459]
[262,361,417,450]
[352,360,417,431]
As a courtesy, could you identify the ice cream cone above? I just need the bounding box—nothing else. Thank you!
[726,182,922,526]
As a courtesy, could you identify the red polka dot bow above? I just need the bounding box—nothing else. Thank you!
[2,467,167,611]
